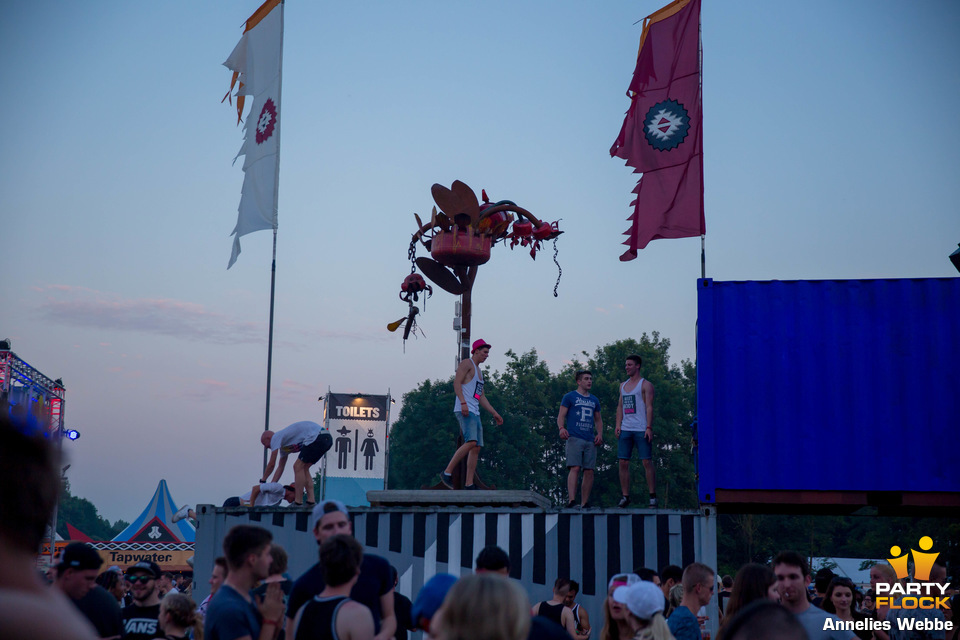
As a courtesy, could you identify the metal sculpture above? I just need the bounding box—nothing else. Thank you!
[388,180,562,360]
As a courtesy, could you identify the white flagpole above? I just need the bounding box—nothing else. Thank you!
[262,0,284,472]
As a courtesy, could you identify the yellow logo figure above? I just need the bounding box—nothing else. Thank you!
[912,536,939,581]
[886,536,940,581]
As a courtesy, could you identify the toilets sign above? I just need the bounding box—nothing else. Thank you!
[324,393,388,479]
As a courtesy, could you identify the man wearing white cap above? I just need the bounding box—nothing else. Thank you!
[439,338,503,490]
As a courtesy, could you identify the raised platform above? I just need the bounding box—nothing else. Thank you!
[367,490,551,509]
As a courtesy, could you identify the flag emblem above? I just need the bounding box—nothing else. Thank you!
[256,98,278,144]
[643,99,690,151]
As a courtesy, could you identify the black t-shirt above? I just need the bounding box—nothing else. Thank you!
[286,553,392,634]
[74,585,124,639]
[122,602,163,640]
[393,592,413,640]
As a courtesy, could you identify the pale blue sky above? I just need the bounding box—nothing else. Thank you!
[2,1,958,524]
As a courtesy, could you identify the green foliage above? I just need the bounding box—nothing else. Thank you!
[388,334,697,508]
[716,514,960,578]
[57,479,129,541]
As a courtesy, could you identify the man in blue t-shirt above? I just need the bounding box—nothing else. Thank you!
[557,370,603,509]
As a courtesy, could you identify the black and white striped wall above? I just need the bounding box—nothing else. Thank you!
[195,506,718,637]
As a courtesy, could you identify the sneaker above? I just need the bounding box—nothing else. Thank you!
[440,472,454,489]
[464,484,479,490]
[172,505,191,523]
[617,495,630,508]
[580,501,591,510]
[649,497,658,508]
[566,500,577,509]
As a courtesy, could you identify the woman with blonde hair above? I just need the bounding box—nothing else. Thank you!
[432,574,530,640]
[601,574,641,640]
[159,592,203,640]
[611,579,675,640]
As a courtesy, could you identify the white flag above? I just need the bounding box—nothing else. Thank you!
[224,0,283,269]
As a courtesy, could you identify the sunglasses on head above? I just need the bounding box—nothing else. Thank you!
[127,575,155,584]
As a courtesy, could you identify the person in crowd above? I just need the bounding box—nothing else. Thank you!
[199,557,228,619]
[123,560,165,640]
[773,550,855,640]
[261,420,334,507]
[55,542,103,602]
[861,589,876,617]
[290,534,375,640]
[563,580,592,640]
[159,572,179,598]
[285,500,395,640]
[821,577,872,640]
[667,562,715,640]
[159,592,203,640]
[602,573,641,640]
[57,543,124,639]
[717,575,733,621]
[557,369,604,508]
[252,544,293,603]
[175,573,192,597]
[438,339,504,490]
[410,574,457,637]
[432,573,531,640]
[610,578,674,640]
[615,354,657,508]
[0,415,99,640]
[717,563,778,638]
[97,569,127,604]
[634,568,661,587]
[532,577,579,638]
[869,563,898,640]
[204,524,284,640]
[658,566,682,618]
[475,545,511,576]
[667,585,683,613]
[812,569,836,607]
[886,559,948,640]
[389,566,414,640]
[717,600,808,640]
[251,544,292,640]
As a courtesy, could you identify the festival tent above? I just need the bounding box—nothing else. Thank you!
[112,479,195,543]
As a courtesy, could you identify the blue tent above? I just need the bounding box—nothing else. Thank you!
[112,479,195,542]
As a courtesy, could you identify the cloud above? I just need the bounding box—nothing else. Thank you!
[37,285,263,345]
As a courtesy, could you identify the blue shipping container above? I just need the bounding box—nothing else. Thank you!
[696,277,960,505]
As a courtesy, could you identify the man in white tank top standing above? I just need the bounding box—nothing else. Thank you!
[615,354,657,508]
[439,339,504,490]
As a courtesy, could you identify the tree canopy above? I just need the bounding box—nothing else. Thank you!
[57,479,128,541]
[388,334,697,508]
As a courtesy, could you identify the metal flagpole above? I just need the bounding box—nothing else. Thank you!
[263,0,285,473]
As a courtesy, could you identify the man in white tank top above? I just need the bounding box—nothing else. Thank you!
[615,354,657,508]
[439,339,504,490]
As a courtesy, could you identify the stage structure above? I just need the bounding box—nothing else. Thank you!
[1,341,69,564]
[319,391,392,507]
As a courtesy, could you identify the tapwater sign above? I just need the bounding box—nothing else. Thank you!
[324,393,388,480]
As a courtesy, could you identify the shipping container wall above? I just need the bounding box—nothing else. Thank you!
[697,277,960,502]
[195,505,718,637]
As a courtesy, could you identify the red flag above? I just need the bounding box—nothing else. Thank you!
[610,0,704,261]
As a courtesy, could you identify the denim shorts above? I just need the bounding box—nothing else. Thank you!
[456,412,483,447]
[618,429,651,460]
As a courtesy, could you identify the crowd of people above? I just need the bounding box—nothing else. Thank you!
[2,380,956,640]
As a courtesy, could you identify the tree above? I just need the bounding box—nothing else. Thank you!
[387,334,697,508]
[57,479,129,540]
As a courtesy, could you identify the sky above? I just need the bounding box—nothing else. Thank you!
[2,0,958,526]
